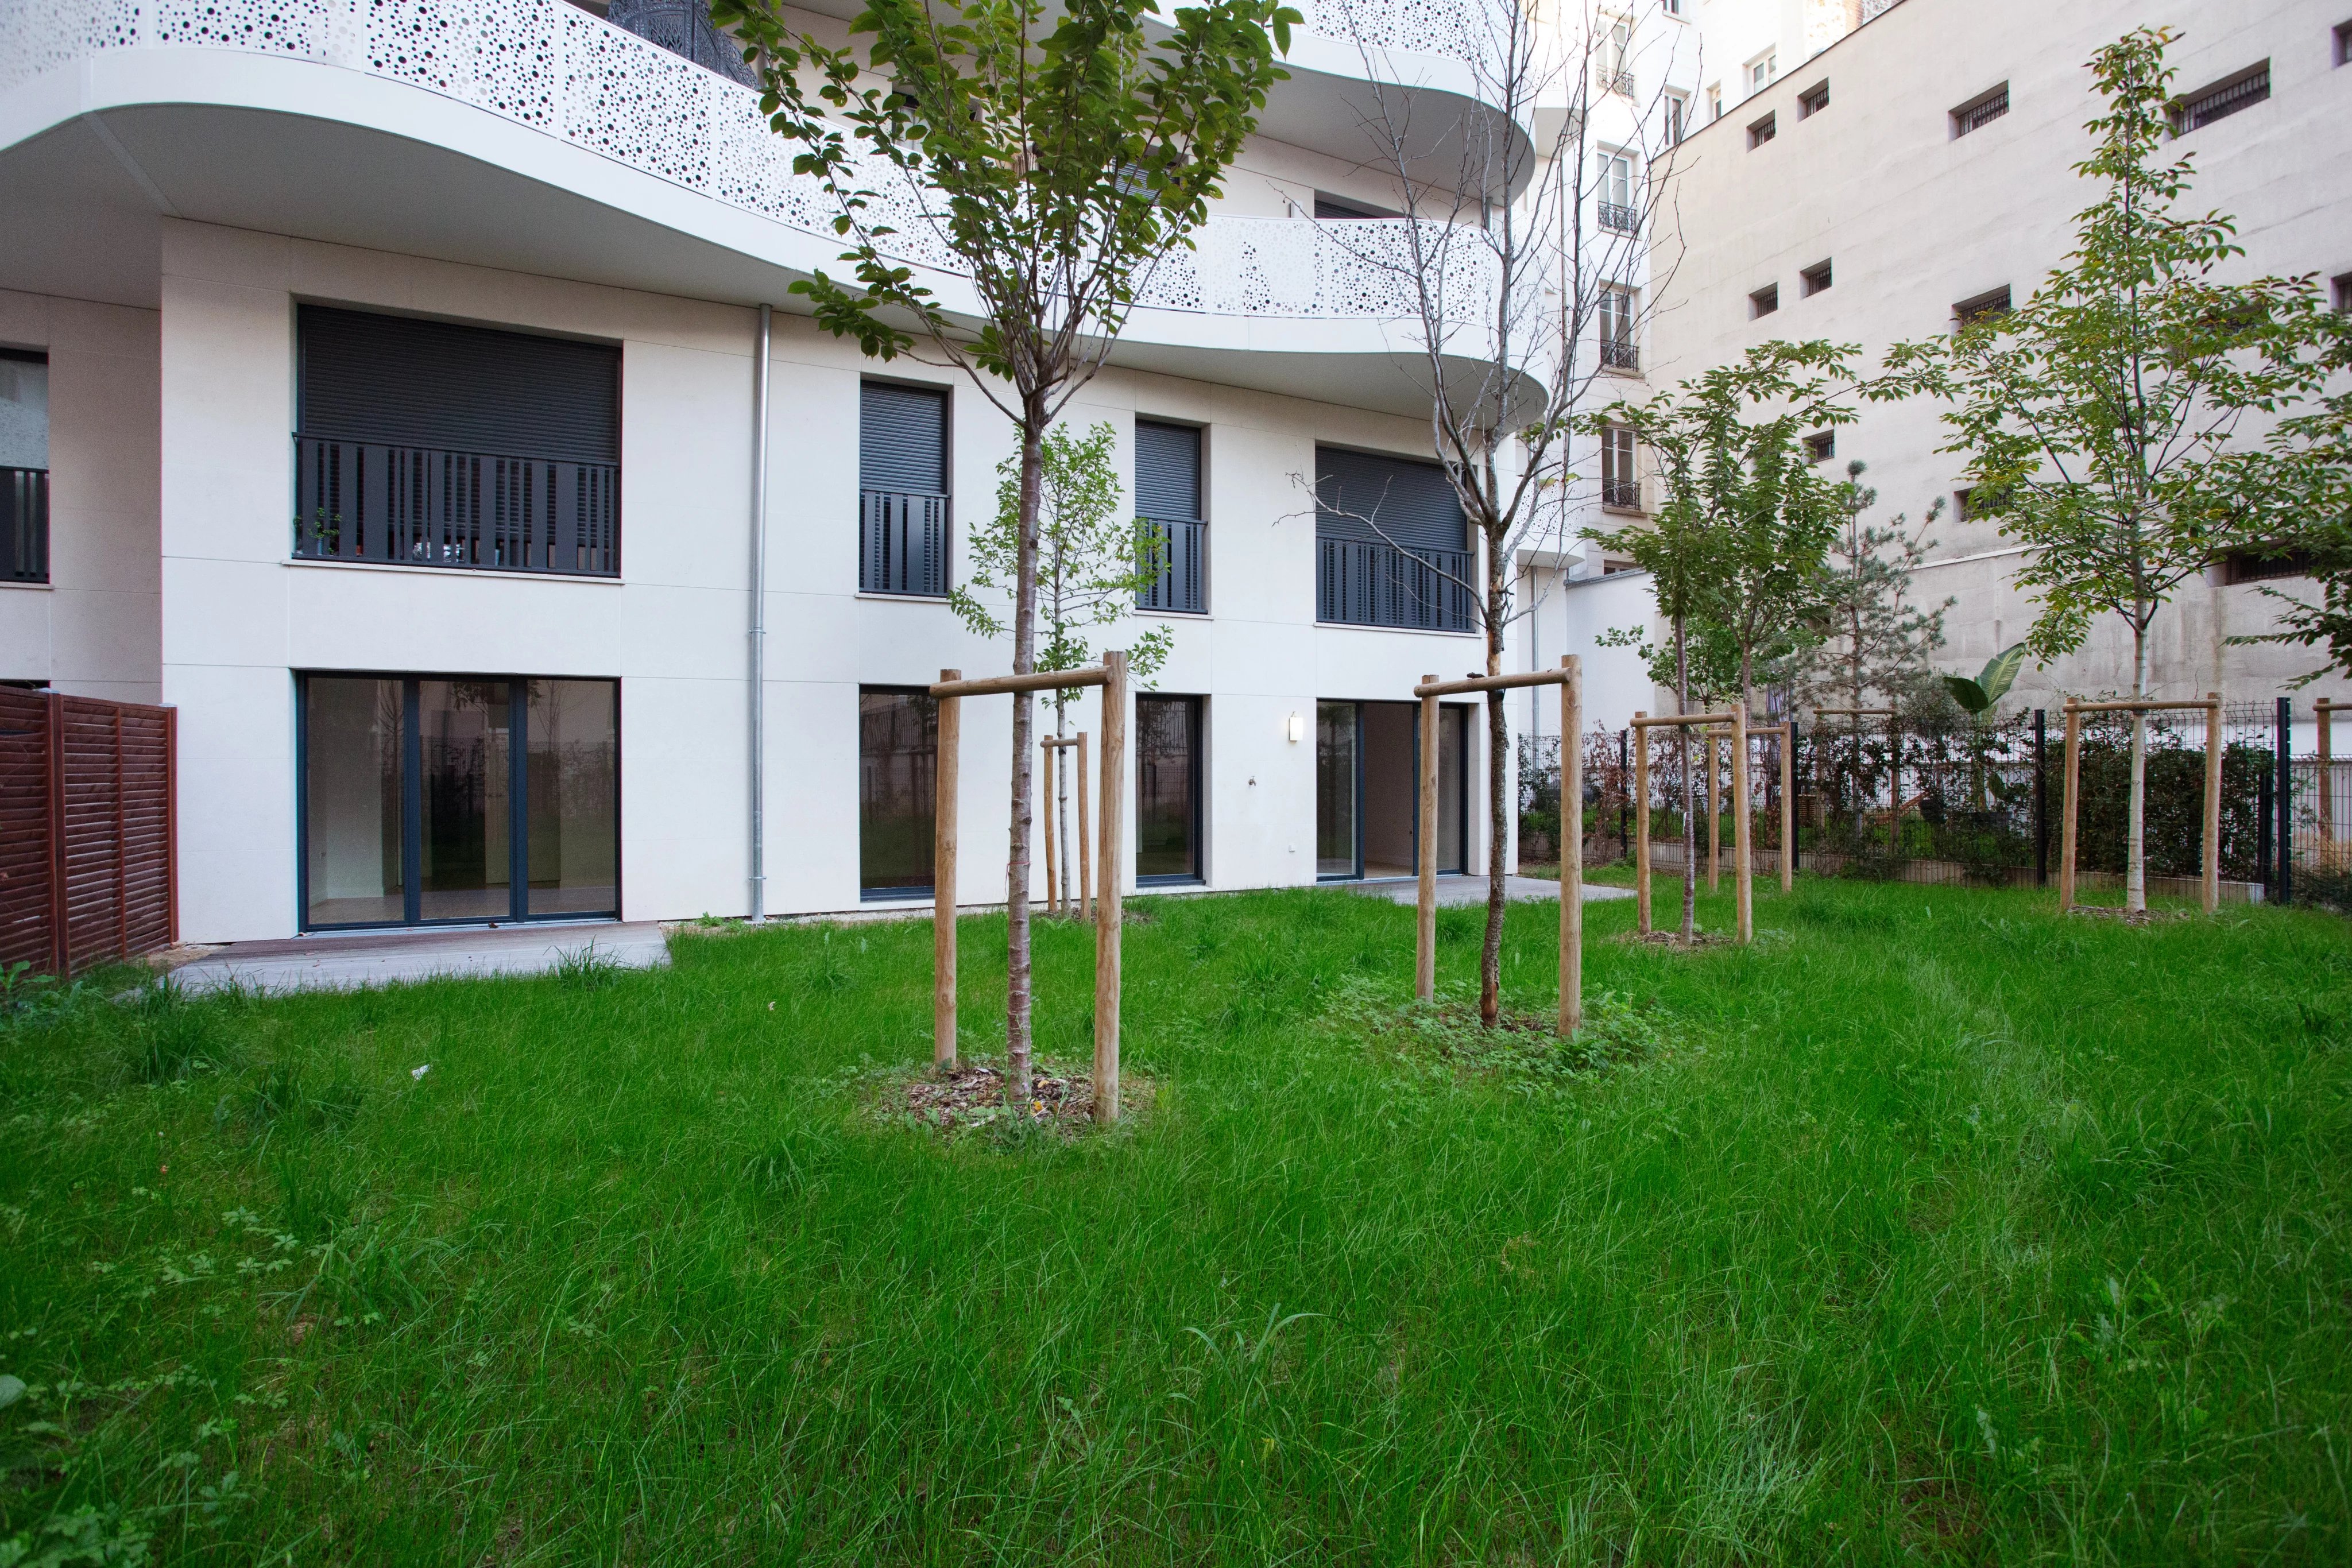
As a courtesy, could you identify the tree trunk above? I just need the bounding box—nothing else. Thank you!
[2127,620,2149,914]
[1005,414,1043,1099]
[1480,537,1507,1027]
[1677,617,1696,942]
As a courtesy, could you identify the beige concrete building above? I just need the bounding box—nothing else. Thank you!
[1564,0,2352,720]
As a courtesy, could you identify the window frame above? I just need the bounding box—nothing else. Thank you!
[1949,82,2009,138]
[1600,424,1642,512]
[2168,61,2270,135]
[1750,284,1780,319]
[1800,259,1833,297]
[1134,692,1206,886]
[1747,113,1777,149]
[1796,80,1828,119]
[1953,285,2013,328]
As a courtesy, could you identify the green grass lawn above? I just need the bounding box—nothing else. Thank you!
[5,881,2350,1563]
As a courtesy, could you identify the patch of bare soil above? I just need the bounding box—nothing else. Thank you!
[2065,905,2191,925]
[891,1058,1152,1141]
[1612,928,1735,951]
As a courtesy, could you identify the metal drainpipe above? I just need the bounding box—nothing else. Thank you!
[748,303,772,922]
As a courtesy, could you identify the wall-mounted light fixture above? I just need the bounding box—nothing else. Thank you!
[1286,711,1304,743]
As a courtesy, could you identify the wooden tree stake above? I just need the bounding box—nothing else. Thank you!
[1415,677,1439,1002]
[934,670,961,1068]
[1633,711,1651,936]
[1076,730,1093,927]
[1093,652,1128,1124]
[1733,706,1753,942]
[1560,656,1583,1036]
[1778,723,1794,893]
[1040,737,1061,917]
[2059,700,2081,913]
[2203,693,2222,916]
[1706,730,1720,893]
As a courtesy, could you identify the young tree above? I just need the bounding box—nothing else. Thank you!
[1321,0,1683,1019]
[950,421,1172,912]
[1883,26,2352,913]
[712,0,1295,1091]
[1587,341,1857,934]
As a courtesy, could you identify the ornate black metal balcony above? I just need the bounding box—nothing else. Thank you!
[1600,338,1639,371]
[1601,477,1643,511]
[293,438,618,575]
[1599,201,1639,235]
[1316,537,1475,632]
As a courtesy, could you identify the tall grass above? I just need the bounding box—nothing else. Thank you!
[1,882,2348,1562]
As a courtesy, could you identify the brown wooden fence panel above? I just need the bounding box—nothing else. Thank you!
[0,687,53,971]
[0,690,176,975]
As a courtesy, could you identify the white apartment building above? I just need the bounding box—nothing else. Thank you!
[0,0,1591,940]
[1550,0,2352,722]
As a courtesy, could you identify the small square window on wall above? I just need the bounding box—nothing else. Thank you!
[2169,62,2269,134]
[2338,21,2352,67]
[1951,82,2009,137]
[1804,431,1835,464]
[1954,287,2011,328]
[1797,81,1828,118]
[1747,113,1776,149]
[1750,284,1780,319]
[1953,487,1976,521]
[2332,271,2352,313]
[1801,260,1832,296]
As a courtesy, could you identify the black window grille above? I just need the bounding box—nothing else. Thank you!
[861,382,951,596]
[1748,113,1776,148]
[2171,63,2268,133]
[1797,82,1828,118]
[1314,446,1474,632]
[1952,83,2008,136]
[1135,420,1206,614]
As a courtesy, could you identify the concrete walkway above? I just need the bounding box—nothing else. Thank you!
[1352,875,1635,907]
[168,921,671,996]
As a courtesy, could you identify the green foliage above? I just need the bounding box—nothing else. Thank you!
[1787,461,1955,722]
[709,0,1297,386]
[1884,26,2352,673]
[5,886,2352,1559]
[948,419,1171,692]
[1944,642,2029,715]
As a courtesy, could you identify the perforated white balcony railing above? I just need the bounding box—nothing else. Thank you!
[2,0,1500,324]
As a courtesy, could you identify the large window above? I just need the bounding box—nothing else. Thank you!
[860,687,939,897]
[1136,695,1203,882]
[1135,420,1206,614]
[1596,152,1637,233]
[1313,447,1473,632]
[1600,426,1641,510]
[1,349,48,584]
[300,675,617,928]
[293,308,620,575]
[1314,699,1466,880]
[1599,285,1638,370]
[860,382,951,597]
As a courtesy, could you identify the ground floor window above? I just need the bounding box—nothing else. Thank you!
[860,687,938,898]
[300,674,617,929]
[1136,694,1203,884]
[1314,699,1466,880]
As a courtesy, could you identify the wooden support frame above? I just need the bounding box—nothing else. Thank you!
[2056,694,2223,916]
[930,656,1130,1122]
[1627,710,1746,942]
[1411,659,1585,1035]
[2319,699,2341,845]
[1038,733,1093,921]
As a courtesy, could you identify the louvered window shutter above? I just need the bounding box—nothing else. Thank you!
[859,383,949,495]
[1313,447,1466,551]
[297,307,618,462]
[1134,421,1201,522]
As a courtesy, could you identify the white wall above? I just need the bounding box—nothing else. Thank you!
[0,287,160,700]
[136,219,1500,940]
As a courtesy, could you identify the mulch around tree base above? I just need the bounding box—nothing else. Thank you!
[1613,929,1736,950]
[892,1058,1151,1139]
[2065,905,2192,925]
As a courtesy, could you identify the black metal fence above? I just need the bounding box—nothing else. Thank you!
[3,465,46,583]
[1316,538,1475,632]
[1138,517,1206,614]
[293,437,618,576]
[1519,698,2348,908]
[860,488,951,597]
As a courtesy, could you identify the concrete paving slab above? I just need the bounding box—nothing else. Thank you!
[1351,876,1635,907]
[169,922,670,996]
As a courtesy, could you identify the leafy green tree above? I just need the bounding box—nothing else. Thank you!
[1883,26,2352,913]
[1587,341,1855,937]
[713,0,1296,1091]
[951,421,1171,912]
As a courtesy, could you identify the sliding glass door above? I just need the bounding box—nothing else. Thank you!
[301,674,618,929]
[1314,699,1468,880]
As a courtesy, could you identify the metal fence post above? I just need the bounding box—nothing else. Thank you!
[2277,696,2294,907]
[1618,727,1630,860]
[2033,708,2047,886]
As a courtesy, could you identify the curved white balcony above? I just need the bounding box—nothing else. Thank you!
[0,0,1511,412]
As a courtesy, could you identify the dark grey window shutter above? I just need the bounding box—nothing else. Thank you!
[860,383,949,494]
[297,306,618,463]
[1134,421,1201,521]
[1313,446,1465,551]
